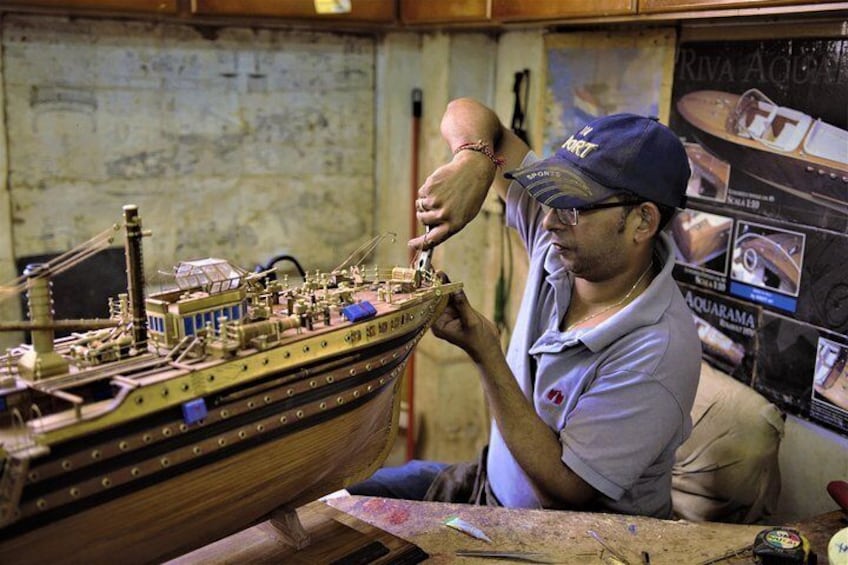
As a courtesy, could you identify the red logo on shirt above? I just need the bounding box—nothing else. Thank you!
[546,389,564,405]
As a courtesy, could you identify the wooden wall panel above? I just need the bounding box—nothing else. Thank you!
[640,0,832,13]
[192,0,396,22]
[492,0,635,21]
[400,0,489,24]
[0,0,177,13]
[412,32,494,463]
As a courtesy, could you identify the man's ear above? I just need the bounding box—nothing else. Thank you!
[633,202,660,241]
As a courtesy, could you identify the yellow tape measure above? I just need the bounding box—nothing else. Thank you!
[753,527,811,564]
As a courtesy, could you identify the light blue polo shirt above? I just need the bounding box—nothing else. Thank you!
[486,155,701,518]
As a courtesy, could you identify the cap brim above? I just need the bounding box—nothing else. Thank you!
[504,160,620,209]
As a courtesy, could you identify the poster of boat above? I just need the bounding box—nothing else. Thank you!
[812,337,848,430]
[755,312,848,431]
[729,220,805,313]
[669,37,848,233]
[671,209,734,277]
[673,202,848,333]
[669,29,848,435]
[683,141,731,204]
[681,283,759,382]
[542,29,676,157]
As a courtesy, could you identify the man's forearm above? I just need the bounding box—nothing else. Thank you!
[440,98,530,202]
[476,354,597,509]
[441,98,503,153]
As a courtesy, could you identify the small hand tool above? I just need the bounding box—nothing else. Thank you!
[752,527,813,564]
[455,549,556,563]
[588,529,632,564]
[444,516,492,543]
[415,226,433,273]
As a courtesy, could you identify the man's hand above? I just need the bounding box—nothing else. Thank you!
[409,97,530,251]
[431,277,501,364]
[409,148,497,251]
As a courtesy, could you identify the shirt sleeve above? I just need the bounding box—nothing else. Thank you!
[559,372,684,501]
[504,151,549,255]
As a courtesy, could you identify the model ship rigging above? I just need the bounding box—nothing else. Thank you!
[0,205,460,563]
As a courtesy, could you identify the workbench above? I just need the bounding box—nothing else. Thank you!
[169,494,845,564]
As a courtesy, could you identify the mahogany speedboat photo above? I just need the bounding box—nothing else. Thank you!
[676,89,848,215]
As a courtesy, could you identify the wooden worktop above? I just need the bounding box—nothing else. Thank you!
[171,494,845,564]
[330,496,765,564]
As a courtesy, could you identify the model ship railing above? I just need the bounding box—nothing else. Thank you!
[0,205,449,441]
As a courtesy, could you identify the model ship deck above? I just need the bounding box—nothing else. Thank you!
[1,278,445,443]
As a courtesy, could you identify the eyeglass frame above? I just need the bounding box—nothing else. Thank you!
[542,199,646,226]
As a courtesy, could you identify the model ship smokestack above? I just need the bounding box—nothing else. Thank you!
[17,264,70,379]
[123,205,148,350]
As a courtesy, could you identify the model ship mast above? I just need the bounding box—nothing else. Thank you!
[0,207,149,379]
[123,204,149,352]
[15,264,68,380]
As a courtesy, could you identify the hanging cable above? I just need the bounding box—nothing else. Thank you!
[511,69,531,145]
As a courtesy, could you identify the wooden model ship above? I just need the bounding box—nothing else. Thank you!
[0,205,460,563]
[676,89,848,215]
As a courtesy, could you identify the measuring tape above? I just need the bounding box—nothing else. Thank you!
[753,527,812,564]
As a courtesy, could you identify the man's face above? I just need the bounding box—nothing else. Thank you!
[542,199,637,281]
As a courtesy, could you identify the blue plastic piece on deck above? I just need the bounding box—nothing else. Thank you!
[342,301,377,322]
[182,398,208,425]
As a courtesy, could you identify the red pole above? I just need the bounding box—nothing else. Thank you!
[407,88,422,461]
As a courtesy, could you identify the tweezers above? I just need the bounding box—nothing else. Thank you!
[455,549,556,563]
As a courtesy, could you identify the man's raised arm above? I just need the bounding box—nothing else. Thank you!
[411,98,530,250]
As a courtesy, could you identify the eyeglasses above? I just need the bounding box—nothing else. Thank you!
[543,200,645,226]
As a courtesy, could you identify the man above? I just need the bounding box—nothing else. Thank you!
[350,98,701,518]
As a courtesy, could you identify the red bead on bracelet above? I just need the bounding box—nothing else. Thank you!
[453,140,505,168]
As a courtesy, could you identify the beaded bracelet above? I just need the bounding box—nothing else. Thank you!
[453,140,505,168]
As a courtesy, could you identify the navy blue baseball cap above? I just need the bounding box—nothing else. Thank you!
[505,113,690,209]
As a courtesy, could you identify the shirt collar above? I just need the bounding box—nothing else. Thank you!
[578,232,676,352]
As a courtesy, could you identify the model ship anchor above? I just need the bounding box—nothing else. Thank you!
[0,205,460,563]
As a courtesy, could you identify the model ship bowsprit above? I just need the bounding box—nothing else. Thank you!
[0,205,460,563]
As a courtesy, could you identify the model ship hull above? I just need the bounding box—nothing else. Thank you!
[0,378,400,563]
[676,89,848,215]
[0,206,460,563]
